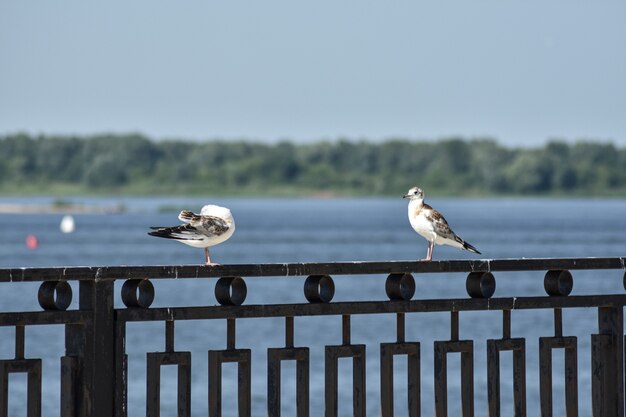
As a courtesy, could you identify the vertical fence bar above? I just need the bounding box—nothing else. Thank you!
[486,341,500,417]
[434,343,448,417]
[15,325,25,359]
[0,365,6,416]
[564,342,578,417]
[65,322,86,417]
[285,317,294,348]
[60,356,77,417]
[381,346,392,417]
[227,318,236,350]
[396,313,405,343]
[115,321,128,417]
[512,341,527,417]
[267,350,281,417]
[502,310,511,340]
[65,280,116,417]
[554,309,563,337]
[451,312,459,341]
[26,362,42,417]
[592,306,624,417]
[460,347,474,417]
[165,320,175,352]
[539,338,552,417]
[342,315,351,345]
[296,349,310,417]
[146,355,160,417]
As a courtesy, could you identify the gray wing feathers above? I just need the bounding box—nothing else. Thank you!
[192,215,230,236]
[148,224,204,241]
[179,210,201,222]
[424,206,456,240]
[149,215,229,241]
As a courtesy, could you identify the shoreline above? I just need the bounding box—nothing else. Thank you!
[0,203,125,214]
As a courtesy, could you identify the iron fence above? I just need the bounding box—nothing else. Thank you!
[0,257,625,417]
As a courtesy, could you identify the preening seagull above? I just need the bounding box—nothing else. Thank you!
[403,187,480,261]
[148,205,235,265]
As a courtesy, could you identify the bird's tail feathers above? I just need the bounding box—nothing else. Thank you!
[462,240,481,254]
[453,235,481,254]
[178,210,200,222]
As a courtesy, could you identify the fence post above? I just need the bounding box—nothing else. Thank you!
[591,306,624,417]
[66,281,116,417]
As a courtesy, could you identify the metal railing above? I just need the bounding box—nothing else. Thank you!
[0,257,625,417]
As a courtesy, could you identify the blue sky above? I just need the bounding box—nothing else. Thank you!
[1,1,625,146]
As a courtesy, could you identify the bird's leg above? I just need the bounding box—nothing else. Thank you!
[204,248,220,266]
[420,241,434,262]
[422,240,435,262]
[426,241,434,261]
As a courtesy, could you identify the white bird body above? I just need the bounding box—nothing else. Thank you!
[404,187,480,261]
[149,204,235,264]
[177,205,235,248]
[408,198,465,250]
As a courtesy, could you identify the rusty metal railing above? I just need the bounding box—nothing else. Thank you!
[0,257,625,417]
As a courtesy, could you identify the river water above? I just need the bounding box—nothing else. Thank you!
[0,196,625,416]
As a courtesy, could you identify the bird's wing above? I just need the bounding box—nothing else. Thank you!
[422,204,458,240]
[191,215,231,237]
[148,224,204,241]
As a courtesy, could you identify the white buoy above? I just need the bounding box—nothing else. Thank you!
[60,215,75,233]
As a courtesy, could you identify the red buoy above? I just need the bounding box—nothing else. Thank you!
[26,234,39,250]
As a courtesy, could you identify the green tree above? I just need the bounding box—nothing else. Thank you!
[1,133,625,196]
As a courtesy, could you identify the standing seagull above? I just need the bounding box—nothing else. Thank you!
[403,187,480,261]
[148,204,235,265]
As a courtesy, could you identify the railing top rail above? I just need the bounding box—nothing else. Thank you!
[0,257,624,282]
[116,294,626,323]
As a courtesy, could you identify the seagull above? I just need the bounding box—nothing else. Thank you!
[403,187,480,261]
[148,204,235,265]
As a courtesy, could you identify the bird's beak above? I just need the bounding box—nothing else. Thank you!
[403,195,409,199]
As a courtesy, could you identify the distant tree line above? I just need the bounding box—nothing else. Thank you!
[0,133,625,196]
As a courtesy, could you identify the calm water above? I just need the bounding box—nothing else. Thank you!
[1,197,625,416]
